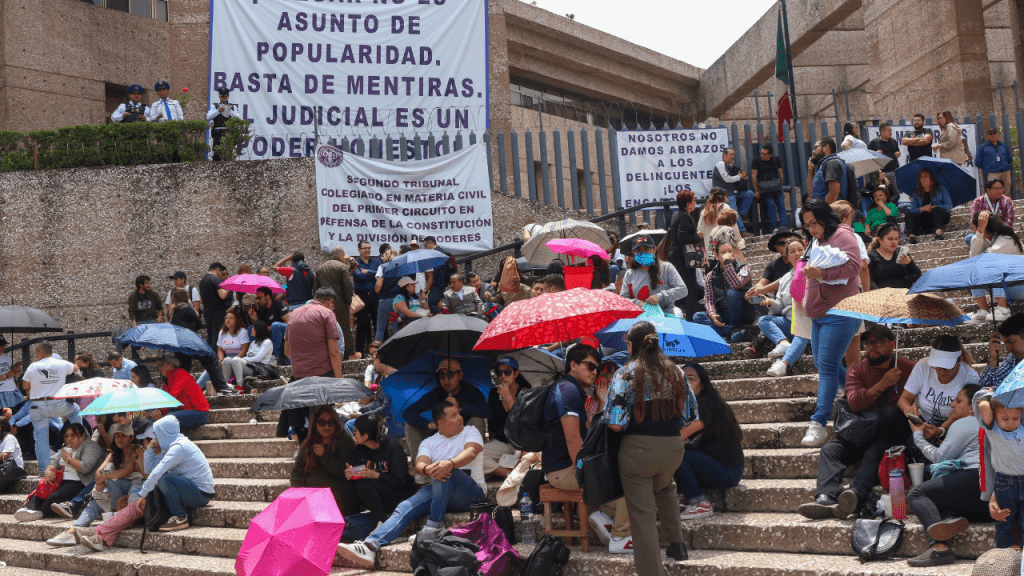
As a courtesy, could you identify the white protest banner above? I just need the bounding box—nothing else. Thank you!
[615,128,730,209]
[316,142,493,255]
[865,124,981,199]
[209,0,488,160]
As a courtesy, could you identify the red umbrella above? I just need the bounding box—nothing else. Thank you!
[474,288,643,350]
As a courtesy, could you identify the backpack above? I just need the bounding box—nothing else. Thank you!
[820,156,858,205]
[139,488,172,553]
[519,533,570,576]
[503,384,554,453]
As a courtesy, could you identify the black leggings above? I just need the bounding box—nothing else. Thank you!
[28,479,85,517]
[907,468,990,547]
[354,479,415,523]
[906,208,951,236]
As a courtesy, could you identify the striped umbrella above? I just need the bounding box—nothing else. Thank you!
[521,219,611,265]
[837,148,893,178]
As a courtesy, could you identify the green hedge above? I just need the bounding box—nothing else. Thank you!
[0,121,211,173]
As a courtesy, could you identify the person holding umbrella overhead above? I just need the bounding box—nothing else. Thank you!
[967,212,1024,324]
[151,358,209,429]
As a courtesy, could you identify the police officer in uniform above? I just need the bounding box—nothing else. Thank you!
[111,85,150,123]
[148,80,183,122]
[207,88,241,160]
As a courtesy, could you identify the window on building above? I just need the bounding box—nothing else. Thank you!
[105,83,130,123]
[154,0,168,21]
[108,0,129,12]
[509,75,668,130]
[90,0,166,20]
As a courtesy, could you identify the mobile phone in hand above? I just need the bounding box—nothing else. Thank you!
[906,412,924,426]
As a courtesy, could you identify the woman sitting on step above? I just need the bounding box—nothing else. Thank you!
[342,414,417,542]
[14,423,104,522]
[747,238,811,375]
[967,212,1024,324]
[0,418,26,494]
[46,424,146,546]
[291,406,359,519]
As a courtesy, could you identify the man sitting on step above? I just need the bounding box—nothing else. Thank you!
[798,324,915,519]
[335,400,486,569]
[979,313,1024,390]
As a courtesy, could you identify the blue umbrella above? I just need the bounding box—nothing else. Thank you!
[380,249,451,279]
[595,316,730,358]
[994,360,1024,408]
[382,350,492,426]
[909,253,1024,330]
[894,157,977,209]
[114,323,215,356]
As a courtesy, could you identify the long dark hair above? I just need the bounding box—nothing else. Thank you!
[916,168,940,200]
[799,199,843,243]
[624,321,685,423]
[588,254,611,289]
[682,362,741,445]
[301,406,351,474]
[109,430,136,470]
[971,212,1024,252]
[131,365,155,387]
[843,122,857,137]
[353,414,387,443]
[251,321,271,345]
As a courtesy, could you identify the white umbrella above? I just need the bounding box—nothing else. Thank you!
[521,219,611,265]
[54,378,136,399]
[837,148,892,178]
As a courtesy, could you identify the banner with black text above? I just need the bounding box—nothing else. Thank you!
[865,124,981,199]
[209,0,488,160]
[315,143,493,255]
[615,127,730,208]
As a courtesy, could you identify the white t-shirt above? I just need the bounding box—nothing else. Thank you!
[217,329,251,356]
[418,425,486,490]
[244,339,273,364]
[2,434,23,469]
[843,135,867,150]
[0,352,16,393]
[57,447,80,482]
[364,364,378,384]
[165,286,201,306]
[23,356,77,399]
[855,235,869,262]
[904,358,980,425]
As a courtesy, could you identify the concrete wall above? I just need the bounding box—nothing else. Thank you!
[0,158,612,357]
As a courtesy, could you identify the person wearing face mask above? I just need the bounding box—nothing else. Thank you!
[619,234,687,315]
[401,358,490,462]
[693,241,754,342]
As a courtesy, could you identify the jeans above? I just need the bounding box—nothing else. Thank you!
[994,472,1024,548]
[365,469,484,549]
[270,322,287,357]
[70,481,94,507]
[427,286,445,315]
[692,289,754,336]
[763,192,788,230]
[727,190,755,232]
[342,512,379,542]
[674,447,744,503]
[157,472,211,518]
[75,478,134,527]
[971,285,1024,302]
[783,336,811,366]
[168,410,209,429]
[355,291,379,353]
[758,315,792,345]
[375,297,395,342]
[810,315,861,427]
[31,399,81,468]
[908,469,990,547]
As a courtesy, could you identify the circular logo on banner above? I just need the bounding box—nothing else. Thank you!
[317,145,344,168]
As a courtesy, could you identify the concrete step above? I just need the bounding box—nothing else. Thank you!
[21,458,294,480]
[185,422,278,441]
[741,422,831,449]
[0,495,268,530]
[731,399,815,425]
[193,438,295,459]
[0,537,241,576]
[205,407,280,424]
[8,477,291,503]
[744,448,820,479]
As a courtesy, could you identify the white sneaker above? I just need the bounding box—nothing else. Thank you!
[79,531,105,552]
[801,421,828,447]
[766,360,789,377]
[767,340,791,358]
[588,510,613,546]
[987,306,1012,322]
[609,536,634,554]
[335,541,376,569]
[46,532,78,547]
[14,508,42,522]
[967,309,988,324]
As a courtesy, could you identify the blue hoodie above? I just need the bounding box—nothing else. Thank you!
[140,416,215,497]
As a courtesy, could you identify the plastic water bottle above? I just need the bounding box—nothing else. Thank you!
[889,469,907,520]
[520,494,535,545]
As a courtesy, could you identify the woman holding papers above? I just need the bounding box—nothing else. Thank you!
[798,200,864,448]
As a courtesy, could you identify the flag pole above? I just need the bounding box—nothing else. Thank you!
[780,0,798,120]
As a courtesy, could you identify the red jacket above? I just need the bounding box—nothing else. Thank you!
[162,367,210,414]
[845,356,916,413]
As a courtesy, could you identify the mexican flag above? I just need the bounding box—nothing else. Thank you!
[775,9,794,142]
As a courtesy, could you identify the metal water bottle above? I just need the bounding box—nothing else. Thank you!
[520,494,535,545]
[889,469,907,519]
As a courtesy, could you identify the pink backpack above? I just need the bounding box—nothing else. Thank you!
[450,511,521,576]
[790,260,808,302]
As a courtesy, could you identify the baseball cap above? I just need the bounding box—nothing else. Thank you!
[161,356,181,368]
[494,356,519,371]
[218,88,230,96]
[397,276,415,287]
[169,271,187,280]
[409,239,421,247]
[862,323,896,343]
[112,424,135,439]
[632,235,656,250]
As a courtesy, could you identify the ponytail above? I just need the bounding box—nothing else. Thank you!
[353,414,386,442]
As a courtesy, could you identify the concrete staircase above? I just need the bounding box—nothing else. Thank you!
[0,201,1016,576]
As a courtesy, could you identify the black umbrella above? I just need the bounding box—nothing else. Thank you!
[377,315,494,370]
[248,377,373,412]
[0,306,63,333]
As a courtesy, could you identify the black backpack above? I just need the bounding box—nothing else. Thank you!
[139,488,172,553]
[503,384,554,453]
[520,533,570,576]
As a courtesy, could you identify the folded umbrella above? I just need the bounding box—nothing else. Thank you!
[895,156,977,209]
[521,219,611,265]
[837,148,893,178]
[474,288,643,351]
[55,378,136,399]
[114,323,215,356]
[382,350,492,425]
[220,274,285,295]
[595,316,730,358]
[380,249,451,279]
[81,387,182,416]
[236,487,345,576]
[828,288,969,326]
[0,305,63,333]
[249,377,373,412]
[377,315,492,370]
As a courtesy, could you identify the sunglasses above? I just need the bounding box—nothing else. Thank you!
[437,370,463,380]
[580,361,600,373]
[316,419,337,427]
[496,369,514,376]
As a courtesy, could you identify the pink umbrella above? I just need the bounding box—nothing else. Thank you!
[545,238,607,262]
[236,487,346,576]
[220,274,285,295]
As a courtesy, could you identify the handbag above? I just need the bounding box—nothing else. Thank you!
[28,468,63,501]
[683,243,705,269]
[759,177,783,194]
[851,517,905,562]
[832,398,880,446]
[450,505,521,576]
[350,294,365,314]
[574,417,623,508]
